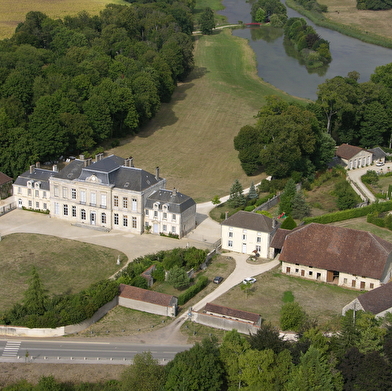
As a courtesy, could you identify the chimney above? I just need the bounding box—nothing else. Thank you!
[35,162,40,169]
[130,157,134,167]
[155,166,160,180]
[86,158,92,166]
[172,188,177,196]
[53,165,58,172]
[29,165,35,174]
[225,211,228,220]
[272,219,276,229]
[79,154,85,161]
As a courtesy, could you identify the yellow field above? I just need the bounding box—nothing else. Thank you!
[322,0,392,40]
[0,0,126,39]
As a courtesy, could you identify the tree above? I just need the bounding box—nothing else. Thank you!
[255,8,266,22]
[165,337,224,391]
[121,351,166,391]
[280,302,307,332]
[279,178,297,215]
[167,265,190,290]
[248,182,258,199]
[248,322,288,354]
[291,191,311,220]
[199,7,215,35]
[280,216,297,229]
[211,195,221,205]
[228,179,246,208]
[23,266,48,315]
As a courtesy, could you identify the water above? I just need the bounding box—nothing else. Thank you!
[218,0,392,100]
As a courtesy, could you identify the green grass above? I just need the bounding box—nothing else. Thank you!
[0,233,126,310]
[111,29,303,202]
[282,290,294,303]
[213,266,359,331]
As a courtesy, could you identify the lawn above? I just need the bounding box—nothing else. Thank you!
[0,233,126,310]
[212,265,359,331]
[0,0,126,39]
[109,29,303,203]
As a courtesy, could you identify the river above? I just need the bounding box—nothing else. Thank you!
[218,0,392,100]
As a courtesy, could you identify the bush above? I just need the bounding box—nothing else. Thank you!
[280,302,307,332]
[177,276,208,305]
[244,205,255,211]
[280,216,297,229]
[167,266,190,290]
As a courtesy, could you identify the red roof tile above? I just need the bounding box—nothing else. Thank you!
[119,284,175,307]
[336,144,365,160]
[0,172,12,186]
[279,223,392,280]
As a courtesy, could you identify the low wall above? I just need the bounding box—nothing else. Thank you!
[191,311,260,335]
[0,297,118,337]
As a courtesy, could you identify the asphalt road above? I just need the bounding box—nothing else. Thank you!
[0,338,191,364]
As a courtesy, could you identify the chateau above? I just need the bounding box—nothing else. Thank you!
[13,154,196,238]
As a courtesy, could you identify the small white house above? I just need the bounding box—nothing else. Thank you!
[336,144,373,169]
[221,211,278,258]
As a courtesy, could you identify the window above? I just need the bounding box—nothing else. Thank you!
[343,278,347,284]
[295,268,299,273]
[54,185,59,197]
[352,280,356,288]
[71,188,76,199]
[242,234,247,240]
[54,202,59,215]
[43,203,47,210]
[18,187,21,194]
[90,192,96,206]
[163,212,167,220]
[62,187,67,198]
[28,189,32,196]
[43,191,47,198]
[228,240,233,247]
[257,237,261,243]
[35,202,39,209]
[101,194,107,208]
[101,213,106,224]
[35,190,39,197]
[309,271,313,276]
[81,209,86,220]
[72,206,76,217]
[370,283,374,289]
[163,224,167,232]
[172,214,176,221]
[63,204,68,216]
[80,190,86,204]
[360,281,365,289]
[228,232,233,238]
[114,213,119,225]
[123,197,128,208]
[256,245,261,252]
[132,198,137,211]
[145,209,149,216]
[114,195,119,207]
[132,217,137,228]
[172,226,176,234]
[123,215,128,227]
[154,210,158,218]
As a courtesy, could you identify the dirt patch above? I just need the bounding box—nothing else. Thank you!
[0,363,125,388]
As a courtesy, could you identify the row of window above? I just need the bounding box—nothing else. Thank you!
[27,200,48,210]
[145,209,176,221]
[227,240,261,252]
[21,188,48,198]
[228,231,262,242]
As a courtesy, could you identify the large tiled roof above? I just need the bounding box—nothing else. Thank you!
[119,284,175,307]
[14,168,55,190]
[270,228,293,249]
[0,172,12,185]
[280,223,392,280]
[221,211,275,233]
[205,303,260,323]
[357,281,392,315]
[145,189,195,213]
[336,144,365,160]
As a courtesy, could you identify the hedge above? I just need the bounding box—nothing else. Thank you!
[178,275,208,305]
[303,201,392,224]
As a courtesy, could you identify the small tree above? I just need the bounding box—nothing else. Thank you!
[291,191,311,220]
[248,182,258,199]
[228,179,246,208]
[255,8,266,22]
[167,265,190,290]
[199,7,215,35]
[280,302,307,332]
[278,178,297,215]
[211,195,221,205]
[280,215,297,230]
[23,266,48,315]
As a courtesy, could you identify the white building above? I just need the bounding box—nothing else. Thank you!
[336,144,373,169]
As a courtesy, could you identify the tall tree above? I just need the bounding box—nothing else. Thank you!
[23,266,48,315]
[199,7,215,35]
[279,178,297,215]
[228,179,246,208]
[291,191,311,220]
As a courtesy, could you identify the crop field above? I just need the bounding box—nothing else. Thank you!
[110,30,302,202]
[321,0,392,40]
[0,0,126,39]
[0,233,125,310]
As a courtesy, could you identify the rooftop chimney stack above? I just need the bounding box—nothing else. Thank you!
[172,188,177,196]
[272,219,276,229]
[36,162,40,169]
[86,158,92,167]
[155,166,160,180]
[29,165,35,174]
[53,165,58,172]
[225,211,228,220]
[79,154,85,161]
[130,157,134,167]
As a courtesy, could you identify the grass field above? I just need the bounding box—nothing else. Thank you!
[319,0,392,40]
[0,233,125,310]
[109,29,302,202]
[212,265,359,331]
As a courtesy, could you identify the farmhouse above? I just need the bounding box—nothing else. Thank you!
[279,223,392,290]
[221,210,279,258]
[118,284,178,317]
[336,143,373,169]
[13,154,196,235]
[342,281,392,318]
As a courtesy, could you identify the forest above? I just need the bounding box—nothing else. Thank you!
[0,1,194,178]
[357,0,392,9]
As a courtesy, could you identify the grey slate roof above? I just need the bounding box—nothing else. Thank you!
[53,160,85,181]
[145,189,195,213]
[14,168,55,190]
[221,210,275,233]
[357,281,392,315]
[368,147,386,160]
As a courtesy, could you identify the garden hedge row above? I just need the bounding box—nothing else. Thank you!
[178,276,208,306]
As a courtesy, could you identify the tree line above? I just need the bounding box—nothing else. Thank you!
[357,0,392,9]
[0,1,194,178]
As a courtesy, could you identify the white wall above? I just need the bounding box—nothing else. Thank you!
[118,297,176,317]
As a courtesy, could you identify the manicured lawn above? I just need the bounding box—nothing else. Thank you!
[110,29,302,202]
[212,265,359,331]
[0,0,126,39]
[0,233,126,310]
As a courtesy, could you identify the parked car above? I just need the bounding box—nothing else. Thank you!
[243,277,256,284]
[376,161,385,167]
[213,276,223,284]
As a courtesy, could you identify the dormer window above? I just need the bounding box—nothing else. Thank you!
[163,204,169,211]
[27,181,33,189]
[153,202,160,210]
[34,181,41,189]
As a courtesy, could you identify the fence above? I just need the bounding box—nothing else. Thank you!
[0,201,16,217]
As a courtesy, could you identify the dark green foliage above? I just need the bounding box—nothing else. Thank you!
[130,275,149,289]
[280,216,297,229]
[248,182,258,199]
[177,275,208,305]
[165,337,224,391]
[227,179,246,208]
[361,170,379,185]
[167,266,190,290]
[357,0,392,9]
[234,125,261,175]
[279,178,297,215]
[248,323,289,354]
[152,264,165,282]
[291,191,311,220]
[280,301,308,332]
[251,0,287,22]
[334,179,361,210]
[199,7,215,35]
[23,266,48,316]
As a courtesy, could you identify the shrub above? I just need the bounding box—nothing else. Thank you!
[280,302,307,331]
[167,266,190,290]
[280,216,297,229]
[177,276,208,305]
[244,205,255,211]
